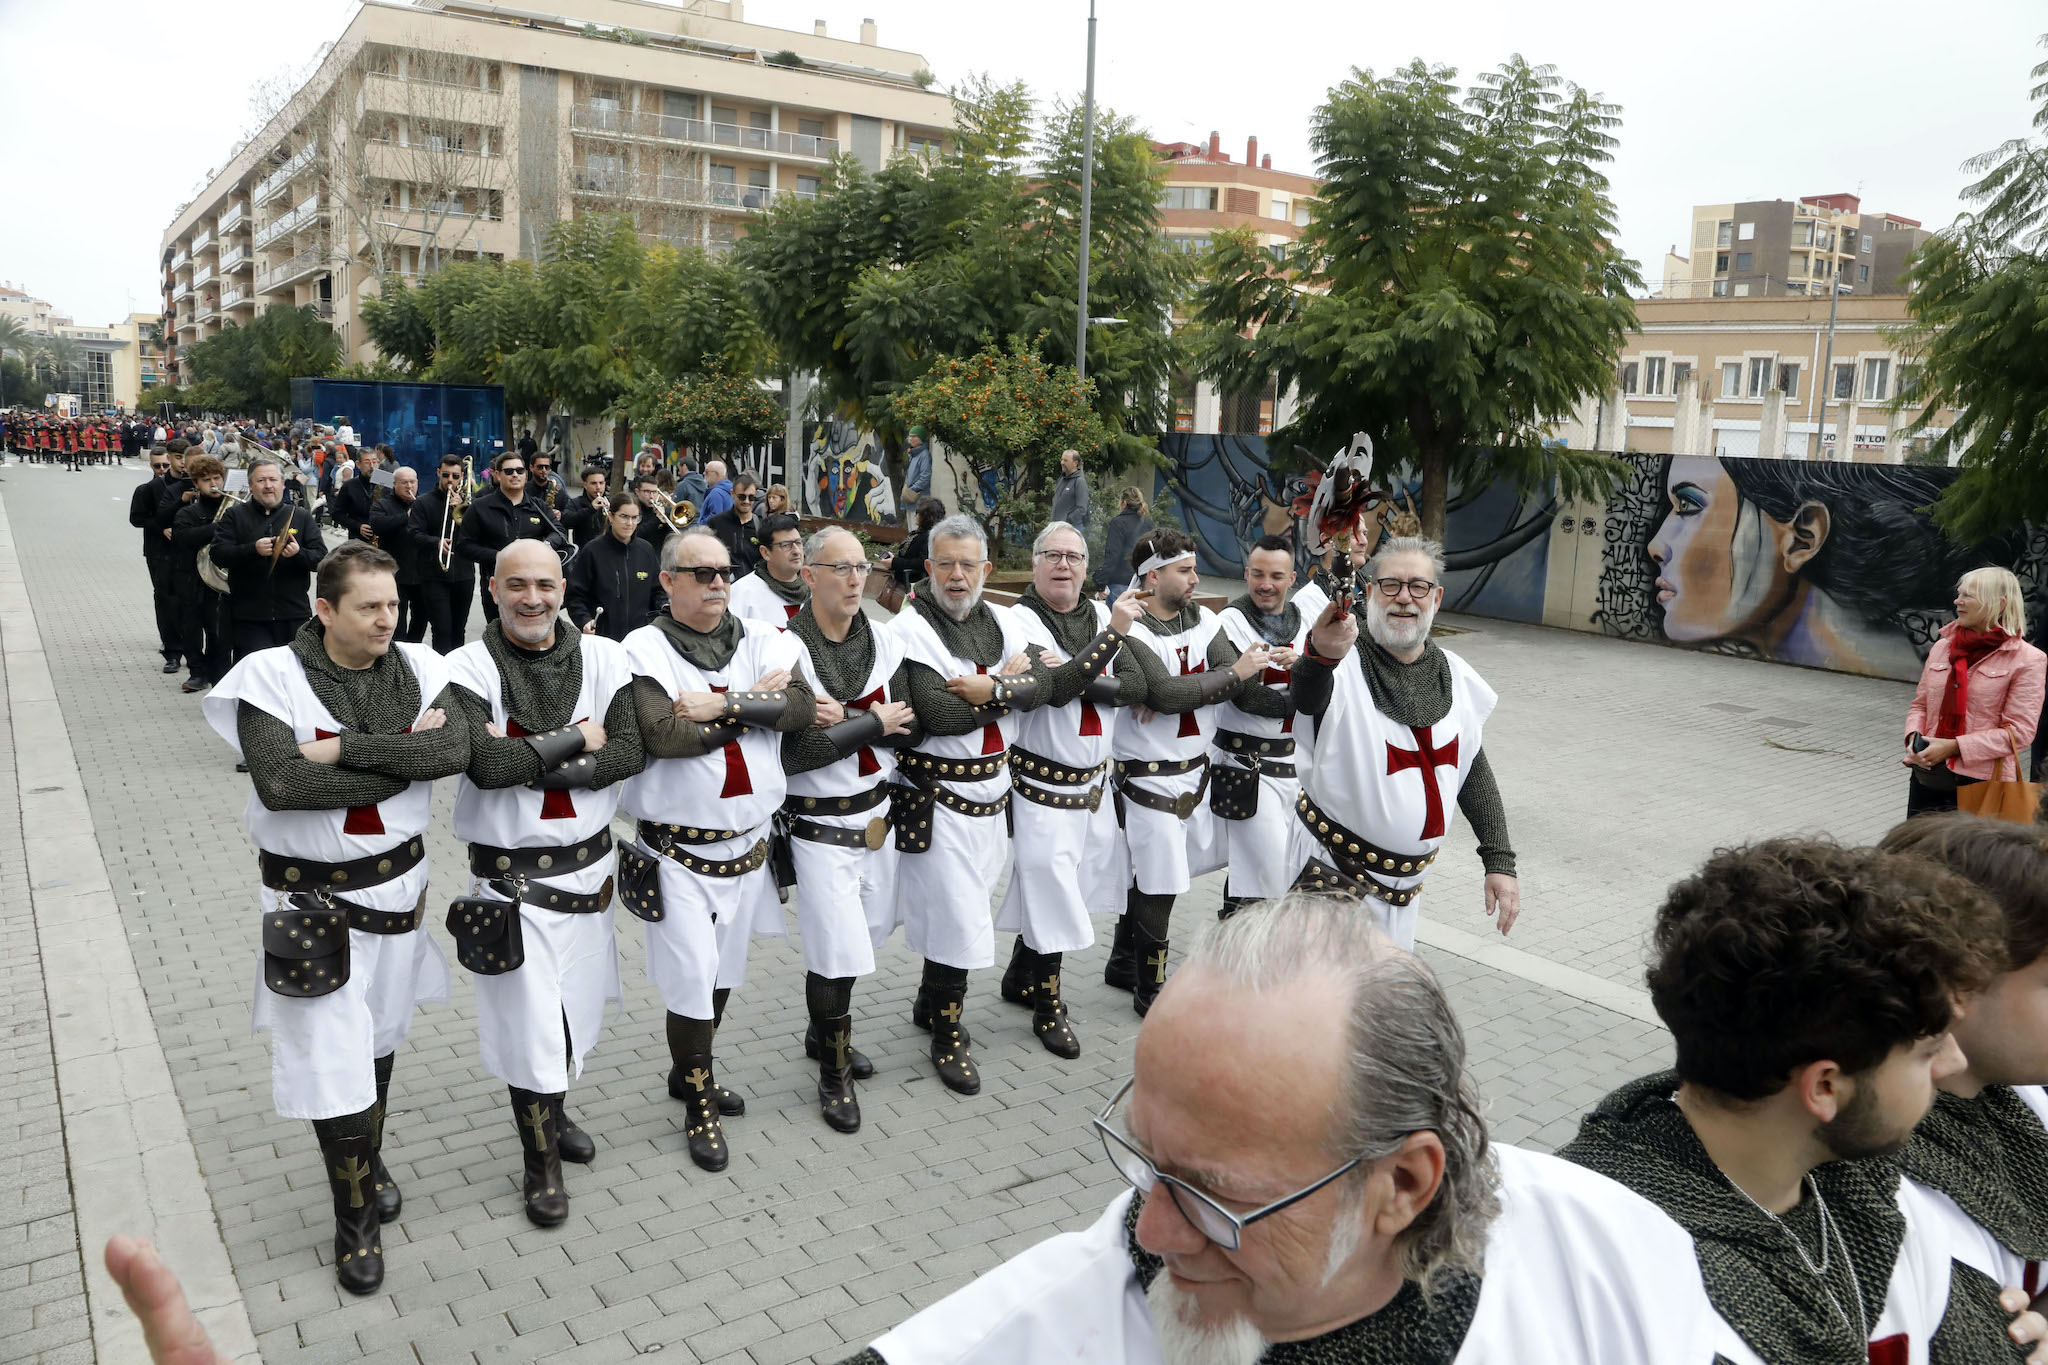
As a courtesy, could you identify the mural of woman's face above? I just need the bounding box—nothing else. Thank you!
[1646,457,1798,643]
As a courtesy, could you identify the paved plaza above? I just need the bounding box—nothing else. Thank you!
[0,459,1922,1364]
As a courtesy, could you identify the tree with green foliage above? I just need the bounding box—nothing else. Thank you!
[178,304,341,415]
[641,367,784,460]
[1189,56,1640,539]
[1900,37,2048,542]
[735,75,1186,480]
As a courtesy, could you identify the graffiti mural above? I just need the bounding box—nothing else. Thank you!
[799,421,896,524]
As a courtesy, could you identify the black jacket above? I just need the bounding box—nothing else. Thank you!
[169,493,228,588]
[1102,510,1152,586]
[152,475,196,545]
[706,509,763,578]
[632,502,673,553]
[562,492,611,547]
[369,495,422,584]
[130,474,170,558]
[456,488,564,571]
[565,533,666,642]
[331,474,379,542]
[211,498,327,622]
[407,486,474,584]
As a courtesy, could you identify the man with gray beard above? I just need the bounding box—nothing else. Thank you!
[1287,537,1520,950]
[829,893,1728,1365]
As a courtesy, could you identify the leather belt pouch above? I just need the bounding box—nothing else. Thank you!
[893,781,936,854]
[263,898,350,998]
[1210,761,1260,821]
[618,840,666,923]
[447,879,526,974]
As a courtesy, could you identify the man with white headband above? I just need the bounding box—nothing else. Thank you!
[1288,535,1520,949]
[1101,528,1273,1015]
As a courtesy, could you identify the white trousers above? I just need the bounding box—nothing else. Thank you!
[641,833,778,1016]
[995,783,1119,953]
[1207,769,1303,900]
[1283,821,1426,951]
[789,828,898,978]
[896,801,1006,970]
[468,880,620,1094]
[1113,769,1213,897]
[251,914,450,1121]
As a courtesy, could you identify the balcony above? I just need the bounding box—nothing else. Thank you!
[218,203,247,234]
[254,143,318,205]
[569,168,813,211]
[359,71,503,124]
[194,300,219,323]
[192,229,213,254]
[220,244,251,274]
[172,280,193,301]
[568,104,838,161]
[253,193,325,249]
[256,247,327,294]
[192,265,214,287]
[221,286,249,310]
[171,249,189,270]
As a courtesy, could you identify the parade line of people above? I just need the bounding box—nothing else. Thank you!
[45,433,2048,1363]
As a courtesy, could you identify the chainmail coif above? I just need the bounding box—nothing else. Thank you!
[1559,1071,1903,1364]
[787,603,876,702]
[908,581,1003,667]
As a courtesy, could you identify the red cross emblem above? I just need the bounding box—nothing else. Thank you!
[1174,645,1205,739]
[853,685,885,775]
[314,725,412,834]
[783,603,800,620]
[1867,1337,1907,1365]
[707,684,754,797]
[974,665,1003,754]
[1261,661,1294,733]
[1385,725,1459,841]
[504,717,586,819]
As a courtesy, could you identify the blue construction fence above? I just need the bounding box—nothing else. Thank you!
[290,379,509,481]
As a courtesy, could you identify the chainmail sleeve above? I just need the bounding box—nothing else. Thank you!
[769,676,818,732]
[450,683,545,788]
[336,683,471,780]
[239,701,409,812]
[1292,655,1335,719]
[1126,635,1243,712]
[633,675,743,759]
[1458,748,1517,876]
[585,682,645,788]
[900,660,992,737]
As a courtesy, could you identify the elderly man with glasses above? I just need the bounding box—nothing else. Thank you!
[621,526,816,1173]
[832,893,1727,1365]
[1287,536,1520,950]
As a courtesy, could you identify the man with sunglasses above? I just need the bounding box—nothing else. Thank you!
[839,893,1724,1365]
[455,451,566,625]
[131,442,184,673]
[408,454,478,654]
[1289,535,1519,950]
[728,512,808,623]
[622,527,815,1173]
[707,473,765,580]
[993,521,1145,1059]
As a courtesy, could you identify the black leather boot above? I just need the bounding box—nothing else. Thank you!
[1030,952,1080,1059]
[1129,891,1174,1018]
[510,1088,569,1226]
[666,1010,744,1117]
[1104,904,1138,992]
[312,1122,383,1294]
[672,1055,729,1171]
[804,1021,874,1078]
[709,988,745,1116]
[814,1012,862,1133]
[369,1053,401,1223]
[558,1013,594,1165]
[913,962,979,1096]
[1000,935,1035,1005]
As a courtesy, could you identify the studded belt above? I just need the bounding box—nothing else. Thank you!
[259,837,425,893]
[1009,745,1108,787]
[788,814,893,850]
[1295,791,1437,880]
[509,877,615,914]
[1217,729,1295,760]
[783,784,891,818]
[1115,761,1211,819]
[1294,858,1422,908]
[638,819,752,848]
[898,750,1008,782]
[653,838,772,879]
[1013,775,1104,812]
[1118,753,1208,779]
[931,784,1009,819]
[468,828,614,880]
[269,884,428,934]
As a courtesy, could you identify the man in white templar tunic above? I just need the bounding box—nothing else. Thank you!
[203,541,469,1297]
[442,541,644,1229]
[727,511,811,624]
[993,521,1142,1059]
[1189,532,1324,919]
[779,525,917,1134]
[1102,527,1273,1016]
[833,893,1732,1365]
[620,525,815,1174]
[1287,536,1521,950]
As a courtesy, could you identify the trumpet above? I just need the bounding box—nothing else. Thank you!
[438,456,475,571]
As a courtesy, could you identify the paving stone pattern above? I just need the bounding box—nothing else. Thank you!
[2,463,1913,1362]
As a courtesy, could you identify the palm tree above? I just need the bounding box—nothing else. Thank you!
[0,315,28,407]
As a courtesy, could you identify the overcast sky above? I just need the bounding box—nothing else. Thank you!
[2,0,2040,325]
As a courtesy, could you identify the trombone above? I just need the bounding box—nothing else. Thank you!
[437,456,475,571]
[645,489,693,535]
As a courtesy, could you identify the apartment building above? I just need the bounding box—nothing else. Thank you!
[1154,132,1320,434]
[1659,193,1930,299]
[1580,293,1958,462]
[158,0,953,377]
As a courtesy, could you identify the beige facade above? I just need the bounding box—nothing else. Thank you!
[1557,295,1957,462]
[1659,192,1929,300]
[110,313,167,411]
[159,0,952,382]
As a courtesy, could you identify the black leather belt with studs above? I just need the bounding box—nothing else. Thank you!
[783,784,891,817]
[897,750,1008,782]
[259,837,425,894]
[1217,730,1298,778]
[1294,858,1422,908]
[468,828,614,880]
[655,838,772,879]
[1013,775,1104,813]
[1295,790,1437,882]
[1114,759,1211,819]
[1009,746,1108,787]
[638,819,751,848]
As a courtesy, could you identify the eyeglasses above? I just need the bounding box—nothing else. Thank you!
[499,465,527,476]
[808,560,872,580]
[1092,1078,1361,1251]
[1370,577,1439,600]
[1034,550,1087,567]
[769,538,804,554]
[671,565,736,584]
[734,493,757,503]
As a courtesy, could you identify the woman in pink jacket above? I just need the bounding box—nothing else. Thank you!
[1903,566,2046,817]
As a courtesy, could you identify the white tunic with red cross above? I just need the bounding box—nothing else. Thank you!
[444,635,633,1092]
[1288,644,1495,947]
[621,617,804,1012]
[203,640,453,1120]
[1187,599,1317,895]
[729,569,805,625]
[1112,608,1225,897]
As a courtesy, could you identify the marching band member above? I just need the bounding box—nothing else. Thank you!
[211,456,327,662]
[409,454,477,654]
[565,497,665,642]
[456,451,565,624]
[168,454,232,692]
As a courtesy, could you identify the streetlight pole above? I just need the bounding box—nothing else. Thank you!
[1817,274,1846,459]
[1074,0,1097,382]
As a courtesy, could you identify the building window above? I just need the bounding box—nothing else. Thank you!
[796,174,822,197]
[712,105,738,125]
[1796,222,1814,246]
[1642,356,1666,396]
[1738,222,1755,241]
[1747,356,1774,397]
[904,134,940,155]
[798,117,827,138]
[1777,363,1799,399]
[1159,187,1218,211]
[1717,221,1733,248]
[1735,252,1753,271]
[1721,361,1743,397]
[1162,233,1213,255]
[1295,203,1311,226]
[1862,233,1874,254]
[1672,361,1693,387]
[1712,280,1729,297]
[1620,361,1639,395]
[1897,365,1923,401]
[1862,358,1890,401]
[1733,283,1751,297]
[1715,252,1729,273]
[1833,364,1855,400]
[1859,264,1870,284]
[1271,197,1289,221]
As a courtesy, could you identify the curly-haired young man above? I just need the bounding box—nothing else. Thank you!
[1560,838,2007,1363]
